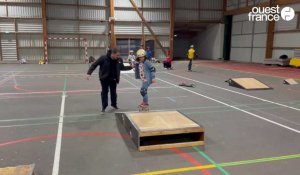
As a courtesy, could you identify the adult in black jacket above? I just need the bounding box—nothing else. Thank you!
[86,48,132,113]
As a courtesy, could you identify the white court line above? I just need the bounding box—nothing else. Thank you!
[9,73,84,77]
[157,77,300,134]
[164,72,300,112]
[123,75,139,88]
[52,93,65,175]
[52,76,67,175]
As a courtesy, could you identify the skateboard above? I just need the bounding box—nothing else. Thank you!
[179,83,195,88]
[138,105,149,112]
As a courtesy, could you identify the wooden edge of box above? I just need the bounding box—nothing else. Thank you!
[139,141,204,151]
[0,164,35,175]
[139,127,204,137]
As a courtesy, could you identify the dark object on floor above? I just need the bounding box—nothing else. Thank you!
[179,83,195,88]
[279,55,289,60]
[226,78,272,90]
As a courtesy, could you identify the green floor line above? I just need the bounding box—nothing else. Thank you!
[193,147,231,175]
[1,102,300,125]
[219,153,300,167]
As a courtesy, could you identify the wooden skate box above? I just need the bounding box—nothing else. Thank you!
[0,164,35,175]
[116,111,205,151]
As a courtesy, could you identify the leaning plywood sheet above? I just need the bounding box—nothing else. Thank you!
[227,78,272,90]
[0,164,35,175]
[116,111,204,151]
[284,78,298,85]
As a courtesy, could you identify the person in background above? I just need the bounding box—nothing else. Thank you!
[20,58,27,64]
[127,50,136,67]
[187,45,195,71]
[163,51,173,70]
[146,46,153,61]
[86,48,132,113]
[135,49,156,109]
[88,56,95,68]
[39,58,45,64]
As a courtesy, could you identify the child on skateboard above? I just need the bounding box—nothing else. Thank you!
[135,49,156,111]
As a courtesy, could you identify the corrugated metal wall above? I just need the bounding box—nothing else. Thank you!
[0,0,171,62]
[230,14,267,63]
[0,1,43,61]
[273,4,300,58]
[175,0,223,21]
[114,0,170,60]
[227,0,269,10]
[46,0,108,62]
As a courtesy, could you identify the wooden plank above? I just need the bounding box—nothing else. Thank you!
[110,0,116,48]
[230,78,271,90]
[41,0,47,62]
[223,0,227,13]
[116,111,205,151]
[169,0,175,58]
[0,164,35,175]
[140,128,204,137]
[129,111,200,132]
[129,0,167,57]
[139,141,204,151]
[284,79,298,85]
[141,0,145,47]
[14,19,19,61]
[265,20,275,59]
[297,13,300,29]
[265,0,276,59]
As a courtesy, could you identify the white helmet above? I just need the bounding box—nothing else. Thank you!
[136,49,146,58]
[190,45,194,48]
[130,50,134,53]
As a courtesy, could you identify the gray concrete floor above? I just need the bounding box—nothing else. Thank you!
[0,61,299,175]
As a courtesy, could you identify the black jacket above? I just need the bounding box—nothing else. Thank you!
[87,53,131,83]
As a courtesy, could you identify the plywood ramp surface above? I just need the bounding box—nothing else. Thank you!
[0,164,35,175]
[284,78,298,85]
[231,78,270,89]
[129,111,199,132]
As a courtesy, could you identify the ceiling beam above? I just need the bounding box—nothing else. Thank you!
[129,0,167,56]
[41,0,48,63]
[109,0,116,48]
[170,0,175,58]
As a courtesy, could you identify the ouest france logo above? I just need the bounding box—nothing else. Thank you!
[248,5,295,21]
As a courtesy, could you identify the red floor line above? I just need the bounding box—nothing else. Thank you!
[0,132,129,148]
[170,148,212,175]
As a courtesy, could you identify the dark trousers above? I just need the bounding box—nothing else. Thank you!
[188,59,193,70]
[100,79,117,110]
[163,62,172,68]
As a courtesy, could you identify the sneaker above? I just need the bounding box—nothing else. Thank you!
[139,102,149,108]
[111,105,119,110]
[101,108,106,115]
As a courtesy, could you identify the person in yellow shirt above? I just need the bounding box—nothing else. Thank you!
[187,45,195,71]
